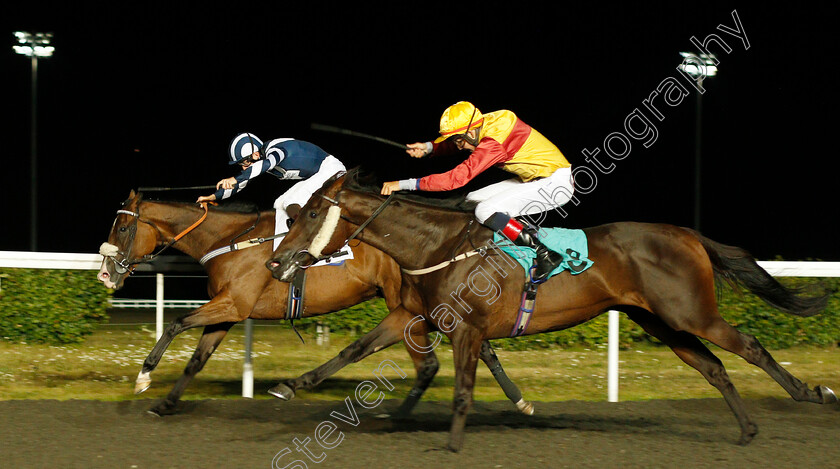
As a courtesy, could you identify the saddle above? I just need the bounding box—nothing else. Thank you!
[493,227,594,337]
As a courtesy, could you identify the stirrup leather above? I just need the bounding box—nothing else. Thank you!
[511,267,539,337]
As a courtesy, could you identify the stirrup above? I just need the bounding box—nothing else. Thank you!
[529,264,550,285]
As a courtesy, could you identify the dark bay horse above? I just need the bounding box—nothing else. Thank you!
[97,190,531,416]
[266,171,836,452]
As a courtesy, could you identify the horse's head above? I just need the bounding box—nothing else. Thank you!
[97,190,159,289]
[266,174,354,281]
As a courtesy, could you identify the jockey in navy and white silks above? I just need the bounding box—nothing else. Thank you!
[197,132,346,249]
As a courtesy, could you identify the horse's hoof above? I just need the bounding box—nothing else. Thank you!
[818,385,838,404]
[390,410,414,421]
[147,400,178,417]
[737,424,758,446]
[516,399,535,416]
[445,442,462,453]
[268,383,295,401]
[134,371,152,395]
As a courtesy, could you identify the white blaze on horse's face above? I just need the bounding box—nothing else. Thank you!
[308,205,342,259]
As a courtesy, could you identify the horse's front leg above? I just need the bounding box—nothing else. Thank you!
[148,322,234,416]
[135,292,237,394]
[447,326,482,452]
[392,321,441,418]
[268,306,414,400]
[134,315,190,394]
[393,324,531,418]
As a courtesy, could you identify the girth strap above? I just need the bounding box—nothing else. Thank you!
[199,232,287,265]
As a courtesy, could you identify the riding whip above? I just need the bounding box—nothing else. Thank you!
[310,123,407,150]
[138,185,216,191]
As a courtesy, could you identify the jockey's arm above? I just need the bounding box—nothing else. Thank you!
[210,153,281,200]
[413,140,508,192]
[406,139,462,158]
[384,141,507,194]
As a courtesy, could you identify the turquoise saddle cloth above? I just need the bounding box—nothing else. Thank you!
[493,227,594,279]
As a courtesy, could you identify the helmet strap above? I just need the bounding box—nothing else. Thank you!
[463,125,482,146]
[244,134,262,162]
[460,106,481,146]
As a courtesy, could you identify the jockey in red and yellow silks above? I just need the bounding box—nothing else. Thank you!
[382,101,575,283]
[420,107,570,190]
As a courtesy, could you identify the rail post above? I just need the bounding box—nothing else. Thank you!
[243,319,254,398]
[155,273,164,341]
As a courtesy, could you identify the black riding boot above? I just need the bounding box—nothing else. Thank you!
[513,226,565,283]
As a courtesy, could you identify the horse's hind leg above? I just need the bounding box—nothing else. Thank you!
[479,341,533,415]
[268,306,414,400]
[699,317,836,405]
[148,322,235,416]
[626,309,758,445]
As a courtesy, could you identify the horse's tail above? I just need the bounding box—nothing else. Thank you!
[687,229,828,317]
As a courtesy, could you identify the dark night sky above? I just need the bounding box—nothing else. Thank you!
[3,2,838,261]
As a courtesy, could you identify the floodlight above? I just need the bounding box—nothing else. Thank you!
[678,52,718,77]
[13,31,54,57]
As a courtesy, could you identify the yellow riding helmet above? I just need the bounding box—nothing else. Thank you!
[434,101,484,143]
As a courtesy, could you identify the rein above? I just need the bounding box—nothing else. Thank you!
[314,191,491,275]
[344,193,395,245]
[294,192,395,268]
[104,202,213,275]
[400,219,500,275]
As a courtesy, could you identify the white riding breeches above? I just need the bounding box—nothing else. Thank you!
[273,155,347,250]
[467,166,575,225]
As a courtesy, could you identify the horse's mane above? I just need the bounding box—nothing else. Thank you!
[139,195,264,214]
[342,168,477,213]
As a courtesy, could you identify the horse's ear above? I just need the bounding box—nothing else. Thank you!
[122,190,143,207]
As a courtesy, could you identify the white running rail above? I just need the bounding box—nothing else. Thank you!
[3,251,839,402]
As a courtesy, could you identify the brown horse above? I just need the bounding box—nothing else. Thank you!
[97,190,531,416]
[266,171,836,452]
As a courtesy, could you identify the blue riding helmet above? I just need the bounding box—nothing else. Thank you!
[228,133,264,165]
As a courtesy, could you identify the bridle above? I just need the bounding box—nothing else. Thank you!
[103,202,212,276]
[107,208,142,275]
[291,191,395,269]
[290,186,494,276]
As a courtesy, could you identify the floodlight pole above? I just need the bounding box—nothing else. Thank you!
[14,32,53,251]
[679,52,717,233]
[29,54,39,251]
[694,77,703,233]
